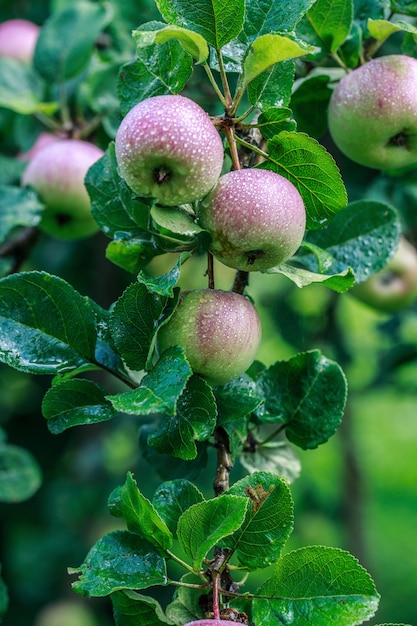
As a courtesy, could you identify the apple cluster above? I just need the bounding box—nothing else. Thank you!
[114,94,308,384]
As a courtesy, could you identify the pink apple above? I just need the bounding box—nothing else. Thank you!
[0,19,40,63]
[197,168,306,272]
[22,139,103,240]
[115,95,224,206]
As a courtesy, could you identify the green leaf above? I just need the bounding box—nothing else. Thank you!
[253,546,380,626]
[257,107,297,141]
[152,479,204,537]
[108,347,192,417]
[106,236,161,275]
[112,590,173,626]
[165,573,206,624]
[109,282,167,372]
[290,74,332,138]
[42,378,116,434]
[151,204,203,240]
[155,0,245,49]
[242,0,317,42]
[0,185,43,244]
[304,200,402,284]
[248,60,295,110]
[268,263,355,292]
[134,24,209,64]
[108,472,173,552]
[138,257,185,298]
[85,143,152,238]
[367,17,417,42]
[390,0,417,15]
[33,2,112,82]
[0,58,57,115]
[0,444,42,502]
[0,271,97,374]
[70,531,167,597]
[0,565,8,617]
[118,40,193,117]
[263,131,348,229]
[215,374,263,422]
[307,0,353,52]
[222,472,294,569]
[177,494,248,571]
[240,441,302,483]
[243,34,318,87]
[148,375,217,460]
[256,350,347,449]
[0,154,26,186]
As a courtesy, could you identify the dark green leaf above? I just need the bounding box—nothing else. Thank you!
[177,494,248,571]
[0,271,97,374]
[222,472,294,569]
[0,566,8,617]
[0,444,42,502]
[118,41,193,117]
[0,185,43,244]
[152,479,204,537]
[241,0,316,42]
[108,472,173,551]
[307,0,354,52]
[155,0,245,48]
[109,282,166,372]
[215,374,263,422]
[291,74,332,138]
[85,143,152,238]
[0,58,57,115]
[148,375,217,460]
[248,61,295,110]
[256,350,347,449]
[70,531,167,597]
[304,200,402,283]
[263,131,348,229]
[0,154,26,186]
[106,236,161,275]
[253,546,380,626]
[42,378,116,434]
[108,347,192,416]
[390,0,417,15]
[112,590,173,626]
[33,2,111,82]
[165,573,206,624]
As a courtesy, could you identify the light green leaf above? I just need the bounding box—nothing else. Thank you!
[134,25,209,64]
[107,347,192,417]
[0,58,58,115]
[108,472,173,552]
[222,472,294,569]
[0,271,97,374]
[177,494,248,571]
[240,441,302,483]
[263,131,348,229]
[42,378,116,434]
[268,262,355,292]
[0,444,42,502]
[253,546,380,626]
[367,17,417,42]
[307,0,354,52]
[70,531,167,597]
[155,0,245,49]
[243,34,319,87]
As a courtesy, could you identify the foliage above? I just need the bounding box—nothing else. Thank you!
[0,0,417,624]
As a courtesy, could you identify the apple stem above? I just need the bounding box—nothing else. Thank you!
[222,123,241,171]
[212,572,221,619]
[232,270,249,295]
[207,251,215,289]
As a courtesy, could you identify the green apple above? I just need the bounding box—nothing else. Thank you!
[328,55,417,170]
[351,236,417,312]
[115,94,224,206]
[0,19,40,63]
[34,599,97,626]
[197,168,306,272]
[22,139,103,240]
[157,289,261,385]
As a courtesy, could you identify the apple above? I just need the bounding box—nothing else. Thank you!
[21,139,103,240]
[157,289,261,385]
[0,19,40,63]
[197,168,306,272]
[328,55,417,170]
[17,132,63,161]
[351,236,417,312]
[184,621,241,626]
[115,94,224,206]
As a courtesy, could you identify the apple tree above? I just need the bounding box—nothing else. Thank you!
[0,0,416,624]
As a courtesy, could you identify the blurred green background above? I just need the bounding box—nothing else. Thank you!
[1,0,417,625]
